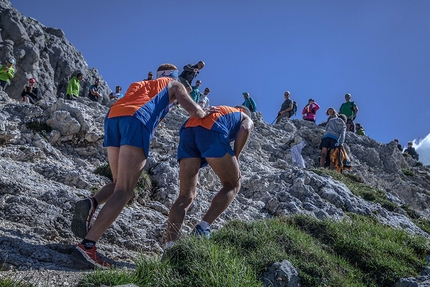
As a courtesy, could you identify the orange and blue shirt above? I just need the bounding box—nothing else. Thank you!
[181,106,243,141]
[107,77,173,137]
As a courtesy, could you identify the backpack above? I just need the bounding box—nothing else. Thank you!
[290,101,298,116]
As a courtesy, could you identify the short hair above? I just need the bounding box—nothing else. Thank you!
[408,141,413,145]
[204,87,210,92]
[345,93,351,98]
[309,98,314,102]
[394,138,399,143]
[116,86,122,90]
[148,71,153,75]
[235,105,251,117]
[76,72,83,78]
[198,61,205,66]
[157,63,178,72]
[338,114,347,122]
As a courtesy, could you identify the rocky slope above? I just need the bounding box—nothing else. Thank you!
[1,0,430,286]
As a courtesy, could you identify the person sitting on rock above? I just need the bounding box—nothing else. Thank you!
[20,78,40,104]
[0,57,15,92]
[88,78,103,102]
[355,123,365,136]
[403,141,419,160]
[109,86,123,101]
[394,138,402,151]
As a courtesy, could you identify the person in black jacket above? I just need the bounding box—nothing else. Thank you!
[404,141,419,160]
[21,78,40,104]
[178,61,205,93]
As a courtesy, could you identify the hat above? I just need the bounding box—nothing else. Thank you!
[242,92,249,96]
[309,98,314,102]
[28,78,36,83]
[345,93,351,98]
[7,57,15,65]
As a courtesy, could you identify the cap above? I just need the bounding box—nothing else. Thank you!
[242,92,249,96]
[28,78,36,83]
[345,93,351,98]
[7,57,15,65]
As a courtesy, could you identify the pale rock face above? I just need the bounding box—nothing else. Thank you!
[1,0,430,286]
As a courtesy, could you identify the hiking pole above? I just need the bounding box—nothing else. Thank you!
[271,115,280,124]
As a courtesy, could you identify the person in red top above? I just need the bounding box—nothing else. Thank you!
[70,63,212,269]
[302,98,320,123]
[166,105,254,247]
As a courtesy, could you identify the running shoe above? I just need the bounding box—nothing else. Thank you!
[70,243,111,269]
[191,224,211,238]
[71,198,96,239]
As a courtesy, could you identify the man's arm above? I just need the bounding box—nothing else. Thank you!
[233,113,254,159]
[168,81,206,118]
[353,105,359,116]
[280,102,293,114]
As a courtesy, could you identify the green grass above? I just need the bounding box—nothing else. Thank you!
[0,277,37,287]
[77,214,429,287]
[402,168,414,176]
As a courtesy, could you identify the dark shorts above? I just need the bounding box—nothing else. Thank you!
[178,126,234,168]
[88,94,99,102]
[104,116,150,157]
[319,137,337,150]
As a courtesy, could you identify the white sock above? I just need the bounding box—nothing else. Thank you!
[199,220,211,231]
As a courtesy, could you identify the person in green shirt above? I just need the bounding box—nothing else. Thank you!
[66,72,83,100]
[0,57,15,92]
[355,123,365,136]
[339,93,359,132]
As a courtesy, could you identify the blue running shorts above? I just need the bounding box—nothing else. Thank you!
[104,116,150,157]
[178,126,234,167]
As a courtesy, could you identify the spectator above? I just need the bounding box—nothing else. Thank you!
[20,78,40,104]
[394,138,402,151]
[276,91,293,123]
[242,92,257,112]
[145,71,153,81]
[199,87,211,109]
[88,78,103,102]
[166,105,253,246]
[69,63,212,269]
[190,79,201,103]
[404,141,419,160]
[323,107,337,124]
[302,98,320,123]
[178,61,205,93]
[319,114,347,170]
[355,123,365,136]
[339,93,358,132]
[109,86,124,101]
[66,72,83,100]
[0,57,15,92]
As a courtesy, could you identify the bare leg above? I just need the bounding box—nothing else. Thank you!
[166,158,200,242]
[85,145,146,242]
[320,147,328,167]
[93,147,120,205]
[202,154,241,224]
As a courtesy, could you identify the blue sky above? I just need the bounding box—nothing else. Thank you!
[11,0,430,164]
